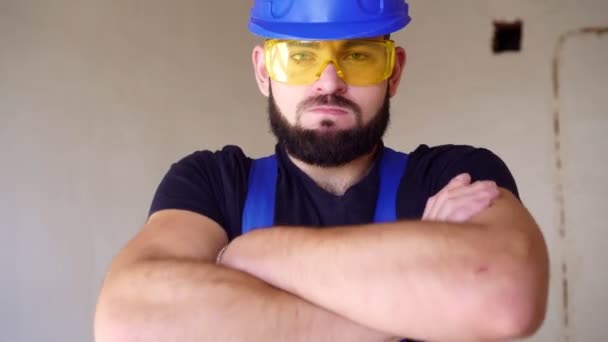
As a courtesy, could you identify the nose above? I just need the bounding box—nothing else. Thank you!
[313,62,347,95]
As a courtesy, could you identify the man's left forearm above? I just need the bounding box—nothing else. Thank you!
[220,191,549,341]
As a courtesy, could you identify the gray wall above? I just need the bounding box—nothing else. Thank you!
[1,1,606,341]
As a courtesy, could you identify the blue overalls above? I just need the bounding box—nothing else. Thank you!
[242,147,412,342]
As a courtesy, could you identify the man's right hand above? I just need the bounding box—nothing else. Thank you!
[422,173,500,223]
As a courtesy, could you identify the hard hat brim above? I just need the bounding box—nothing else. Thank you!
[249,16,411,40]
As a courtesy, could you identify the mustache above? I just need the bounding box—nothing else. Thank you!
[296,94,362,117]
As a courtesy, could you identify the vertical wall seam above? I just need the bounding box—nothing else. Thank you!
[552,26,608,342]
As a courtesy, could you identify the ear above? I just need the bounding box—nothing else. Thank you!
[252,45,270,97]
[388,46,406,97]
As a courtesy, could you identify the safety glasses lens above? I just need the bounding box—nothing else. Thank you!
[265,40,395,86]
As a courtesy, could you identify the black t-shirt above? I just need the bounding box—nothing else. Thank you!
[149,143,519,240]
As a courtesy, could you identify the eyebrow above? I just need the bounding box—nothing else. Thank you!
[340,40,381,49]
[285,40,383,50]
[289,41,321,49]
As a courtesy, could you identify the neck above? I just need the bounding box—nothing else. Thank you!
[288,145,380,196]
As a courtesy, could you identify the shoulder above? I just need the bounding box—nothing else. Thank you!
[409,144,487,165]
[407,144,519,198]
[152,145,252,206]
[397,144,520,219]
[165,145,253,188]
[174,145,251,172]
[149,145,252,239]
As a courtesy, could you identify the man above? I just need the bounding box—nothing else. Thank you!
[95,1,549,341]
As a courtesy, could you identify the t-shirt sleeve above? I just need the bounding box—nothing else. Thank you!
[148,146,251,240]
[432,146,520,199]
[148,150,227,228]
[398,145,521,219]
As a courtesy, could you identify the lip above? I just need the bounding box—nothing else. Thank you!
[308,106,350,115]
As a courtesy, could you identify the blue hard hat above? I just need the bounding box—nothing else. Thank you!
[249,0,411,40]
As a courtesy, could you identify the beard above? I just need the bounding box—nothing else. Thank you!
[268,86,391,167]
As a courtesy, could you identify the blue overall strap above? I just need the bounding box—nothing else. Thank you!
[376,148,411,342]
[242,149,412,342]
[242,148,408,233]
[241,155,278,234]
[374,147,409,223]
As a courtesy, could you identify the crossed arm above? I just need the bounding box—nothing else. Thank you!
[220,188,549,341]
[95,176,549,342]
[95,212,396,342]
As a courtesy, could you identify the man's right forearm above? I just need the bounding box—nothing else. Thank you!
[95,258,396,342]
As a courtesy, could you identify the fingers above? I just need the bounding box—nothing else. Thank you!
[434,181,498,220]
[447,180,499,201]
[450,182,500,222]
[435,189,497,222]
[423,176,500,223]
[423,173,470,219]
[444,173,472,191]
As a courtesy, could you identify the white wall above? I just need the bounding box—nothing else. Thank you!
[1,1,606,341]
[558,31,608,342]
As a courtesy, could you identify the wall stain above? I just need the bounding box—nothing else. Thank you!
[552,25,608,342]
[562,262,569,326]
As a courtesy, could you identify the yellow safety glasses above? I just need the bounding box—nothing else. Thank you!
[264,39,396,86]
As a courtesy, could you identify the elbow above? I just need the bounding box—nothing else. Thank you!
[483,287,547,340]
[477,254,549,339]
[94,291,133,342]
[462,280,547,342]
[95,275,152,342]
[94,308,121,342]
